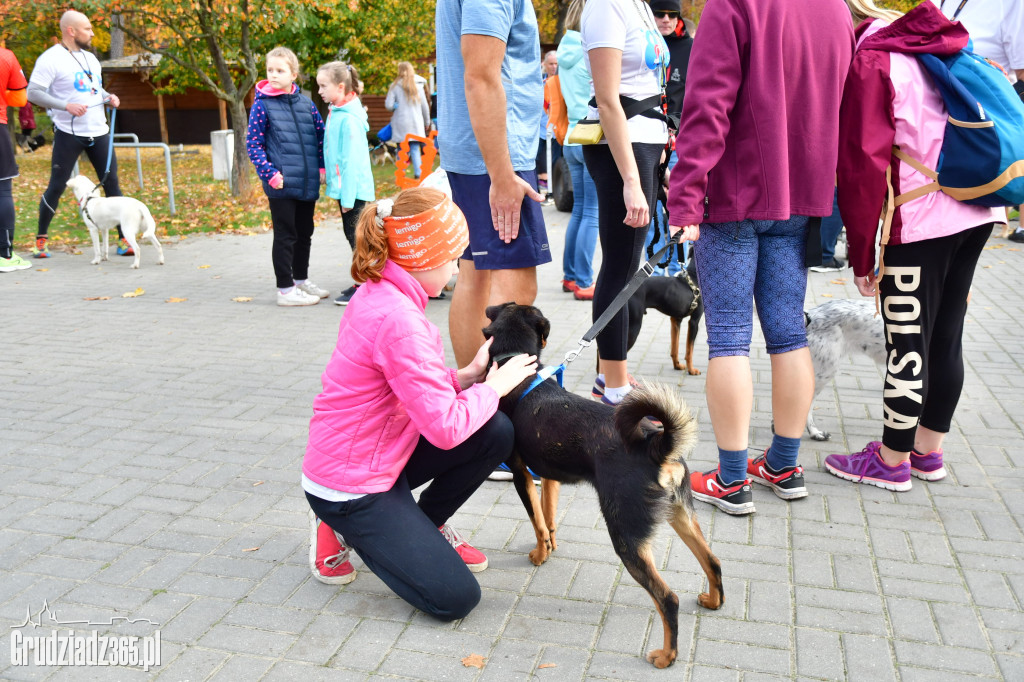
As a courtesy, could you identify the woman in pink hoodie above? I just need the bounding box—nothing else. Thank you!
[828,0,1005,491]
[302,186,537,620]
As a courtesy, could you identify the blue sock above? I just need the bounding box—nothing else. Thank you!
[766,434,801,471]
[718,448,748,486]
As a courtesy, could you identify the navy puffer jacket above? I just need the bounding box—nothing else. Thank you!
[246,80,325,202]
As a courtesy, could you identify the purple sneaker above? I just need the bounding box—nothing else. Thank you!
[824,442,912,492]
[910,449,946,481]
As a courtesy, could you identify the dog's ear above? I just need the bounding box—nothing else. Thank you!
[525,307,551,349]
[804,312,811,327]
[484,302,515,322]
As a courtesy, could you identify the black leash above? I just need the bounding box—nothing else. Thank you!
[563,230,685,365]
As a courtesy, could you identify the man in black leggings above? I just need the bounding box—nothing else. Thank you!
[27,10,125,259]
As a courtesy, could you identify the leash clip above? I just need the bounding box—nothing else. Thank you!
[563,339,592,366]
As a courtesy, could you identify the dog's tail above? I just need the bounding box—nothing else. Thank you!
[615,382,698,466]
[139,204,157,239]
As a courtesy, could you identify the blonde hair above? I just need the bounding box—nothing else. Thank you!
[395,61,420,101]
[317,60,357,93]
[843,0,902,25]
[565,0,585,32]
[352,187,449,283]
[266,46,300,76]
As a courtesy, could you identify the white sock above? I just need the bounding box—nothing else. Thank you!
[294,279,307,286]
[280,286,295,295]
[604,384,632,404]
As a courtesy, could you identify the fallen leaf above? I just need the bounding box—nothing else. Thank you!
[198,264,211,269]
[461,654,486,669]
[232,296,253,302]
[166,297,188,303]
[122,288,145,298]
[242,547,260,552]
[213,275,222,279]
[83,296,111,301]
[820,293,833,298]
[37,268,49,272]
[829,279,847,285]
[253,481,264,487]
[538,663,557,669]
[983,265,992,269]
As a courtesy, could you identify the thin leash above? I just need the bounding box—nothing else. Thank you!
[509,230,687,401]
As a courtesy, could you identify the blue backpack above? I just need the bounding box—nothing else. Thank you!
[895,43,1024,208]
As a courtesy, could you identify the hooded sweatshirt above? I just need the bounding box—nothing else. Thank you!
[246,80,325,202]
[836,2,1003,278]
[666,0,854,226]
[324,96,375,208]
[556,30,591,145]
[662,20,693,128]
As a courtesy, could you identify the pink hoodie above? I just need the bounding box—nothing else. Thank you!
[303,260,499,494]
[837,2,1003,278]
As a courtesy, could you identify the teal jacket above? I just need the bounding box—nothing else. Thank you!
[556,30,592,146]
[324,98,375,208]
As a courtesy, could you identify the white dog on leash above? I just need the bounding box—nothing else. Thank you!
[66,175,164,269]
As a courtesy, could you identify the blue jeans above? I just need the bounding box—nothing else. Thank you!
[561,145,599,288]
[646,201,682,275]
[820,187,843,262]
[409,142,424,179]
[694,216,810,358]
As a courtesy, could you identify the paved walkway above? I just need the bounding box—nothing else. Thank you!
[1,205,1022,681]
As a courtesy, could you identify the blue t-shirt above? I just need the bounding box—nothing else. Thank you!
[436,0,542,175]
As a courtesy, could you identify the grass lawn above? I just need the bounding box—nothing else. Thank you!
[9,141,416,251]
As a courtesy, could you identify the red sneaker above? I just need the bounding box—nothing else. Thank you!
[690,469,755,515]
[439,524,488,572]
[308,510,356,584]
[561,279,578,293]
[747,452,808,500]
[574,285,595,300]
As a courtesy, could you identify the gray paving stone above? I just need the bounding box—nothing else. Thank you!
[893,640,999,676]
[842,633,896,681]
[795,627,844,679]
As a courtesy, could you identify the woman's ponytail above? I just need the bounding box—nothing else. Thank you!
[351,202,389,283]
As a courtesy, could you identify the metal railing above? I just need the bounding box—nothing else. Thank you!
[111,133,144,189]
[110,141,177,215]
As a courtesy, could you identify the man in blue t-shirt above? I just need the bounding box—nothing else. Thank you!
[436,0,553,367]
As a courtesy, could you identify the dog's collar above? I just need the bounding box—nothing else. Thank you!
[78,194,98,225]
[491,351,521,366]
[517,363,565,403]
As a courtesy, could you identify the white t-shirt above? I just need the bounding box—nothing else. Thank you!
[581,0,670,145]
[935,0,1024,82]
[29,44,109,136]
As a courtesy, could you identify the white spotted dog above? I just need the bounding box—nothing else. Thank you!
[66,175,164,269]
[804,298,886,441]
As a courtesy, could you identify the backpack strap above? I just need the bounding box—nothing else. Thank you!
[891,146,941,207]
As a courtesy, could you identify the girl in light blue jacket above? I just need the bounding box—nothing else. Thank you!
[316,61,376,304]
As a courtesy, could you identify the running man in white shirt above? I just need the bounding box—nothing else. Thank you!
[27,10,127,259]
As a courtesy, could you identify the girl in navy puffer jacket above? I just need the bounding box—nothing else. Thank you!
[246,47,327,306]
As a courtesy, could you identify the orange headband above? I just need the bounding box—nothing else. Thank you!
[380,195,469,272]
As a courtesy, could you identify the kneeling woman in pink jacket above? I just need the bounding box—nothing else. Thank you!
[302,187,537,620]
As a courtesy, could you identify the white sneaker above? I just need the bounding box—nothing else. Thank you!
[297,280,329,299]
[277,287,320,307]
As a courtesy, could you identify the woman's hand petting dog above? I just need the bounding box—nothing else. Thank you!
[484,353,537,397]
[456,338,495,388]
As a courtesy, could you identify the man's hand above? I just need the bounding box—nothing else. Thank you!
[66,102,88,117]
[668,224,701,242]
[490,173,543,242]
[106,94,120,108]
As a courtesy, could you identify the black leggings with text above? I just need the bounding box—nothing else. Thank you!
[879,223,994,452]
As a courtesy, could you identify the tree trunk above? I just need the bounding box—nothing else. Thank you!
[228,99,250,197]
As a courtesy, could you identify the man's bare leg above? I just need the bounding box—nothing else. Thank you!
[449,261,538,367]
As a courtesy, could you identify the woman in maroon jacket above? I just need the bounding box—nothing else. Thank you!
[666,0,853,514]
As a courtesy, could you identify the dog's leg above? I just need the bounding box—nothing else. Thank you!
[685,316,702,375]
[806,387,830,441]
[89,225,103,265]
[668,506,723,610]
[124,229,142,269]
[510,460,552,565]
[670,318,682,371]
[619,543,680,668]
[540,479,560,552]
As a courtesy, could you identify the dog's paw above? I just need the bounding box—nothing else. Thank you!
[528,545,550,566]
[131,263,140,269]
[687,367,702,376]
[90,258,101,265]
[697,591,722,610]
[811,431,831,442]
[646,649,677,669]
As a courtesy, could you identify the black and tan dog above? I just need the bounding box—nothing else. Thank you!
[483,303,723,669]
[621,254,704,375]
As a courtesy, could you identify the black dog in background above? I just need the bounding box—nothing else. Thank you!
[626,254,704,375]
[483,302,723,669]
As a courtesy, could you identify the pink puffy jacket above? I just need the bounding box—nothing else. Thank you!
[303,260,499,494]
[837,3,1003,278]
